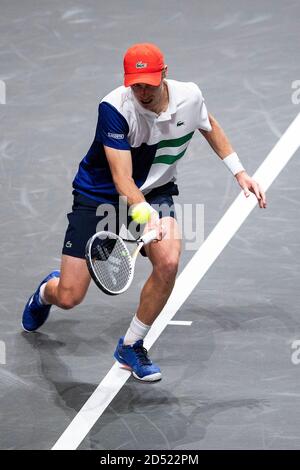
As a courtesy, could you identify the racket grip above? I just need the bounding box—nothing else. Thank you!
[140,229,157,245]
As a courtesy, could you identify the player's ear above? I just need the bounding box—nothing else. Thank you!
[162,65,168,79]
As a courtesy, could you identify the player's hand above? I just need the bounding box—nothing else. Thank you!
[235,171,267,209]
[145,211,166,241]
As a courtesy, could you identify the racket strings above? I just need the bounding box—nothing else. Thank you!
[91,236,132,293]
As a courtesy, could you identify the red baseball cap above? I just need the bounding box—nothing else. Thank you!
[123,43,165,87]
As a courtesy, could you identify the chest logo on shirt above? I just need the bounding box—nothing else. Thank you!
[177,121,185,127]
[136,61,147,69]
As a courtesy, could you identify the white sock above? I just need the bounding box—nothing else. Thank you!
[39,283,51,305]
[123,315,150,345]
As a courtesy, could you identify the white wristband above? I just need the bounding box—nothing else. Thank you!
[223,152,245,176]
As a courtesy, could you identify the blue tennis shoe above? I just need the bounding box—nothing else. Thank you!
[22,271,60,332]
[114,337,161,382]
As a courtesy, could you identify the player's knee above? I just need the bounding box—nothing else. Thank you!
[57,291,84,310]
[155,256,179,279]
[58,298,81,310]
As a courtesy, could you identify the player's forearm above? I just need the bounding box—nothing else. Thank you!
[113,175,145,207]
[200,114,234,159]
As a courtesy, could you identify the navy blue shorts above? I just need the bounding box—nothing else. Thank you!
[62,182,179,259]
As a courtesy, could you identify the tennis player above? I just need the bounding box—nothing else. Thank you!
[22,43,266,382]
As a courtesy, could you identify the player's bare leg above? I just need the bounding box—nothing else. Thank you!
[22,255,91,331]
[136,216,181,326]
[43,255,91,309]
[114,217,181,381]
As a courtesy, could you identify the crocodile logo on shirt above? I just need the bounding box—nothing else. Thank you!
[177,121,185,126]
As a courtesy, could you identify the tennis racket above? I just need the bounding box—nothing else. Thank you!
[85,229,157,295]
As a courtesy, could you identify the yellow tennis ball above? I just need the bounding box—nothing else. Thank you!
[131,203,152,224]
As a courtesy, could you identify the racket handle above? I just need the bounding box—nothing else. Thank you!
[140,229,157,245]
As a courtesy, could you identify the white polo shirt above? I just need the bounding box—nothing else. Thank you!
[73,79,211,203]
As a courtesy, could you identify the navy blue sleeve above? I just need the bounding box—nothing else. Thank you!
[95,102,130,150]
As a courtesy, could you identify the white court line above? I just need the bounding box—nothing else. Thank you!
[52,113,300,450]
[168,320,193,326]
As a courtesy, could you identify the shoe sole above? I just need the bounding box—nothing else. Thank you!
[132,371,162,382]
[115,354,162,382]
